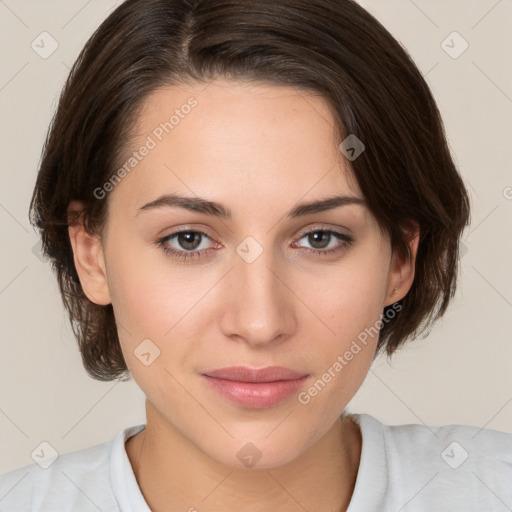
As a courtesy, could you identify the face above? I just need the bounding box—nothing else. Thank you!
[69,79,417,469]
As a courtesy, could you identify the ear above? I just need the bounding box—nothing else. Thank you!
[384,220,420,307]
[67,200,111,305]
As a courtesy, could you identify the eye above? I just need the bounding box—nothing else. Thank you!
[292,229,354,256]
[156,229,218,261]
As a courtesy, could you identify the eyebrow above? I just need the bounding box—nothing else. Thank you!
[137,192,366,219]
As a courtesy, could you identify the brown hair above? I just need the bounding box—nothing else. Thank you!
[29,0,470,382]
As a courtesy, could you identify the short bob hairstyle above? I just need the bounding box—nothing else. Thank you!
[29,0,470,382]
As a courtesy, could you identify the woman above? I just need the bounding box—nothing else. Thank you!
[1,0,510,510]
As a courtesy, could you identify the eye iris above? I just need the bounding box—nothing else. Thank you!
[178,232,202,250]
[309,231,330,249]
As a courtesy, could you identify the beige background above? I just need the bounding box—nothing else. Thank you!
[0,0,511,474]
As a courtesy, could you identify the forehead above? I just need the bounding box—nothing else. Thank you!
[109,79,362,215]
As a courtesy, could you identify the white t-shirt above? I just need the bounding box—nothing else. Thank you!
[1,413,511,511]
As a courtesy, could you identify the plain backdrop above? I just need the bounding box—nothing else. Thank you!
[0,0,511,474]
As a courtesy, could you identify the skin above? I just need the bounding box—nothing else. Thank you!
[68,79,419,512]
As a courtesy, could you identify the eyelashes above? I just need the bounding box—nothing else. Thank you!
[157,229,216,261]
[156,228,354,262]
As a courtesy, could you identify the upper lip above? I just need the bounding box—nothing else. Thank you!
[203,366,308,383]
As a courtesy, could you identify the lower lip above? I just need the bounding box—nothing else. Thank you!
[201,375,309,409]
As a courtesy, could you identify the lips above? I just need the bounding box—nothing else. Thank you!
[201,366,310,408]
[202,366,308,382]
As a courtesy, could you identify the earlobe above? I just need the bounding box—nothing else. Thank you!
[67,200,111,306]
[384,220,420,306]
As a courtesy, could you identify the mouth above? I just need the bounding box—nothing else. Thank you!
[201,366,309,409]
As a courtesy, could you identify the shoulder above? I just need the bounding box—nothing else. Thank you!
[350,413,512,511]
[380,416,512,473]
[0,431,122,511]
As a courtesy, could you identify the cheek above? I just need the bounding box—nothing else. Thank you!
[290,248,389,407]
[294,259,388,411]
[105,231,181,330]
[300,250,389,341]
[105,234,218,361]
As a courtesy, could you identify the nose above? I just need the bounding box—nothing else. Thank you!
[219,245,297,348]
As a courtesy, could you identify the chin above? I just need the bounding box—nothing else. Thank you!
[199,433,309,471]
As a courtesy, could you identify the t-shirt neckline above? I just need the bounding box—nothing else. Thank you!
[110,423,150,512]
[109,413,384,511]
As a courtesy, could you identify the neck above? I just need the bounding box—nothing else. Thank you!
[126,402,361,512]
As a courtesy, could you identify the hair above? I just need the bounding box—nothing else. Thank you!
[29,0,471,382]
